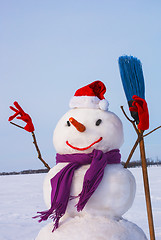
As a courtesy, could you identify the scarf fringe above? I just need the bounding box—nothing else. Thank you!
[69,194,80,201]
[33,202,65,231]
[76,180,95,211]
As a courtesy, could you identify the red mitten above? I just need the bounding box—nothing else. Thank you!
[8,101,35,132]
[129,95,149,130]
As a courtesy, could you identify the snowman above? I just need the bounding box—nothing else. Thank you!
[32,80,147,240]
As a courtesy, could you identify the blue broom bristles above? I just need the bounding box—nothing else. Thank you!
[118,55,145,101]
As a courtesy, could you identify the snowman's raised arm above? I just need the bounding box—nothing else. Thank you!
[8,101,50,170]
[9,101,35,132]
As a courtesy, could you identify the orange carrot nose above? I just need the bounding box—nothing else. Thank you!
[69,117,86,132]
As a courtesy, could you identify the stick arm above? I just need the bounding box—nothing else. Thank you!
[120,107,161,168]
[10,122,51,170]
[31,132,50,170]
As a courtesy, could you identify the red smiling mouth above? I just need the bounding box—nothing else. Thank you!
[66,137,103,151]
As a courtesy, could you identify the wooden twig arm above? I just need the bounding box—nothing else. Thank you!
[124,136,141,168]
[121,106,161,169]
[144,126,161,137]
[120,106,139,134]
[10,121,50,170]
[120,106,134,123]
[10,121,24,129]
[31,132,50,170]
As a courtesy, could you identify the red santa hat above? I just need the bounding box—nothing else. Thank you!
[69,81,109,111]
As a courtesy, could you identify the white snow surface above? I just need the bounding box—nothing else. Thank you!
[0,166,161,240]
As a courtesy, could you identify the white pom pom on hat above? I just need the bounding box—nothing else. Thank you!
[69,80,109,111]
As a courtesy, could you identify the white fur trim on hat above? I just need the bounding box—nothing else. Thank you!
[69,96,109,111]
[99,99,109,110]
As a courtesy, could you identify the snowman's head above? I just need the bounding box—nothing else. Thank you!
[53,81,124,154]
[53,108,124,154]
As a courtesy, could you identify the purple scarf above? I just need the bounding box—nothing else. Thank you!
[35,149,121,231]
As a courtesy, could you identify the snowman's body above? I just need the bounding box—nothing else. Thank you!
[43,163,136,219]
[36,87,147,239]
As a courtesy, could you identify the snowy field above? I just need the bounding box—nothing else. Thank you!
[0,166,160,240]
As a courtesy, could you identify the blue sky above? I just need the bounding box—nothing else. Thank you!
[1,0,161,171]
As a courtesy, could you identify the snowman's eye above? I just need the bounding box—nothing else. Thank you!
[67,121,71,126]
[96,119,102,126]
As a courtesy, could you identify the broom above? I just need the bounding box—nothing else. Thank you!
[118,55,155,240]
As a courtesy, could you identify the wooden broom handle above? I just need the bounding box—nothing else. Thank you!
[139,130,155,240]
[120,107,156,239]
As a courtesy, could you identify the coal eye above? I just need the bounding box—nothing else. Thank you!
[96,119,102,126]
[67,121,71,126]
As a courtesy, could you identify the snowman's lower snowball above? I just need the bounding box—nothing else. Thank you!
[36,215,147,240]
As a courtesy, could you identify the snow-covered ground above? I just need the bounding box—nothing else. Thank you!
[0,166,160,240]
